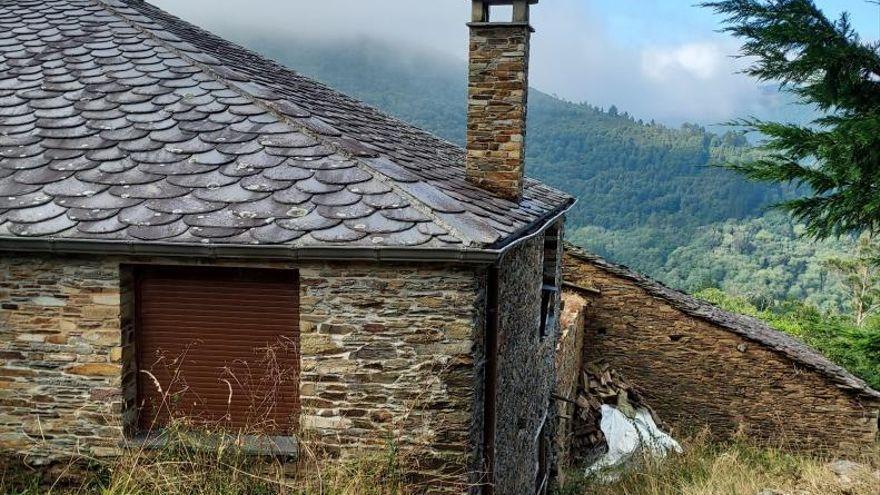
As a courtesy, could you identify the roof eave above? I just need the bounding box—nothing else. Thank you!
[0,198,575,265]
[486,196,576,250]
[0,236,498,264]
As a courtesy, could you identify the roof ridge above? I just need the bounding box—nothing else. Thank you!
[92,0,483,246]
[564,243,880,399]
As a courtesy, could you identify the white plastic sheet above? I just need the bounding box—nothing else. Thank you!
[585,404,682,482]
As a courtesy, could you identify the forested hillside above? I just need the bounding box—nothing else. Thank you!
[527,92,784,230]
[225,34,853,312]
[659,213,852,310]
[244,38,789,252]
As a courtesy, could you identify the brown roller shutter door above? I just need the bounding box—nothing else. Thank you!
[135,266,300,435]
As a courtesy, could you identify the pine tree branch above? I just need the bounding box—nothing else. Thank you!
[703,0,880,238]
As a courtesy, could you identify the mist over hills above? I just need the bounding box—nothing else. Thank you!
[245,40,780,228]
[230,34,839,306]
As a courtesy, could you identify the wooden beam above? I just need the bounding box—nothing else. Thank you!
[562,281,602,296]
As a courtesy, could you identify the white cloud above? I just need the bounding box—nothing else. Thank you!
[148,0,469,58]
[642,42,725,82]
[146,0,774,126]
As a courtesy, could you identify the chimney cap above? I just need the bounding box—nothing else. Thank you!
[477,0,539,4]
[471,0,538,24]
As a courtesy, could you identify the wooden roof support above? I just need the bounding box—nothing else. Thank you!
[562,281,602,296]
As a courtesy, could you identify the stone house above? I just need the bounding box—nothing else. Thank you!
[557,245,880,458]
[0,0,573,493]
[5,0,875,491]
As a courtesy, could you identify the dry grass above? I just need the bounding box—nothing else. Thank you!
[557,433,880,495]
[0,423,411,495]
[2,431,877,495]
[0,345,468,494]
[7,347,872,494]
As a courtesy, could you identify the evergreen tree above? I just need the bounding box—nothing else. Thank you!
[703,0,880,238]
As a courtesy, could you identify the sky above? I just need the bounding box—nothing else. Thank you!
[148,0,880,126]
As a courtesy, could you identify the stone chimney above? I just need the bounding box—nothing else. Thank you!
[466,0,537,201]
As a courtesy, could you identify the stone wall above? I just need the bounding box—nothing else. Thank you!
[492,232,559,493]
[466,23,531,200]
[0,256,124,461]
[563,250,880,453]
[298,261,482,491]
[554,291,587,470]
[0,254,484,492]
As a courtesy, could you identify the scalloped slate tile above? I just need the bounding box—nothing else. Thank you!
[76,216,128,234]
[67,208,120,221]
[183,207,266,229]
[381,207,432,223]
[276,208,339,231]
[311,189,361,207]
[345,211,413,235]
[383,228,433,246]
[294,176,344,194]
[193,183,268,203]
[3,201,67,224]
[189,226,247,239]
[144,196,225,215]
[8,214,76,236]
[167,169,237,188]
[363,191,408,209]
[127,221,188,240]
[110,181,188,199]
[55,190,141,209]
[263,164,313,181]
[249,223,305,244]
[43,177,106,197]
[315,167,372,185]
[347,179,393,194]
[117,205,181,226]
[309,223,367,243]
[316,202,374,220]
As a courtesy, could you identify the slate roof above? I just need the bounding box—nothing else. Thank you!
[564,244,880,400]
[0,0,572,255]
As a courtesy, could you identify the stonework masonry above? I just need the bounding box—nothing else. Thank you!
[298,261,483,491]
[492,233,560,493]
[0,257,123,461]
[0,254,485,492]
[563,249,880,453]
[466,23,531,201]
[554,292,587,471]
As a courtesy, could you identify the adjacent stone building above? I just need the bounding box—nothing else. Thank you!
[553,291,588,471]
[0,1,572,493]
[562,245,880,454]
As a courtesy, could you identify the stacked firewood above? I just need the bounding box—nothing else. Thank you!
[570,364,660,463]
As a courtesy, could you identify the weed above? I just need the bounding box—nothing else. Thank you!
[557,434,879,495]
